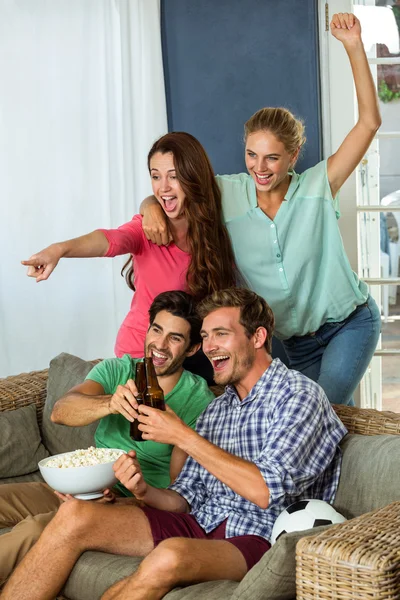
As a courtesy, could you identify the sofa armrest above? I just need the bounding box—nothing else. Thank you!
[296,501,400,599]
[0,369,49,425]
[333,404,400,436]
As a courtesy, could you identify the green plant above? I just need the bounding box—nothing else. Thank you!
[392,5,400,35]
[378,80,400,103]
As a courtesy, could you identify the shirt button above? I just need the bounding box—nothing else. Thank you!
[279,268,283,272]
[273,240,277,244]
[270,224,275,228]
[277,254,281,258]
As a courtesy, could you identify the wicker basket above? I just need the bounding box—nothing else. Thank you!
[333,403,400,436]
[0,369,49,424]
[296,501,400,600]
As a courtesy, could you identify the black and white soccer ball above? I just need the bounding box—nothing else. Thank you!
[271,499,346,544]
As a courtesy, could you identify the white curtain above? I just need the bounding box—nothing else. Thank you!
[0,0,168,377]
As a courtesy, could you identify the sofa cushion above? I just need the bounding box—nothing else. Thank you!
[62,550,237,600]
[0,404,49,477]
[0,470,45,486]
[62,552,143,600]
[230,525,331,600]
[334,433,400,519]
[60,525,332,600]
[42,353,100,456]
[165,581,239,599]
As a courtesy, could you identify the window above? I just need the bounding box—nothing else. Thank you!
[319,0,400,411]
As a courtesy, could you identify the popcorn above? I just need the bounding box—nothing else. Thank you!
[45,447,123,469]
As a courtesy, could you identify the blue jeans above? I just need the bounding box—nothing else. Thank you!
[282,296,381,405]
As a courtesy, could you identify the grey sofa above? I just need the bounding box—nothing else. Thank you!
[1,352,400,600]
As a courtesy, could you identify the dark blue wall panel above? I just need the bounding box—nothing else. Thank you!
[161,0,321,175]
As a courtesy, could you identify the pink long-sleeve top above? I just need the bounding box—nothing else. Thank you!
[100,215,190,358]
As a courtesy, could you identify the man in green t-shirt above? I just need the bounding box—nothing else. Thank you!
[52,290,214,492]
[0,291,214,586]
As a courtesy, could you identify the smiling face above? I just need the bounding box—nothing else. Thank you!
[150,152,186,220]
[145,309,194,377]
[245,131,297,196]
[201,307,257,386]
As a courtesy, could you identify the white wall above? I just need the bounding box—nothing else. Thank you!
[0,1,167,377]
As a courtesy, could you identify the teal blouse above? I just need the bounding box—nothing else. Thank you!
[216,160,368,340]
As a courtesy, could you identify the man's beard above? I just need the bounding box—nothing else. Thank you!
[146,345,185,377]
[214,350,255,386]
[156,355,185,377]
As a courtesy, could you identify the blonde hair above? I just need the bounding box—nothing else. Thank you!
[244,107,306,156]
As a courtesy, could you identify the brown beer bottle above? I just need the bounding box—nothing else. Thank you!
[144,357,166,411]
[130,361,146,442]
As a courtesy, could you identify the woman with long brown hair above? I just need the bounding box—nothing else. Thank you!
[22,132,237,379]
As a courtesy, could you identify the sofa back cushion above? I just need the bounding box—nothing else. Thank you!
[42,353,100,455]
[334,433,400,519]
[0,403,49,477]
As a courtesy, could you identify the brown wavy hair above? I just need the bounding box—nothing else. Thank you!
[122,132,237,302]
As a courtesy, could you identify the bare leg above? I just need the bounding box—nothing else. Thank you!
[1,498,154,600]
[102,537,248,600]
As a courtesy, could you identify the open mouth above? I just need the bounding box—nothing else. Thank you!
[161,195,178,213]
[255,173,273,186]
[151,349,170,367]
[210,355,230,372]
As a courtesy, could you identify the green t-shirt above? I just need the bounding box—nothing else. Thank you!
[86,354,214,493]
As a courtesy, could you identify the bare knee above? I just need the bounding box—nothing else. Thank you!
[48,499,95,541]
[144,539,191,583]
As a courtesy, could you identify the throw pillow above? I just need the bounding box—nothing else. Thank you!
[41,353,100,455]
[334,433,400,519]
[0,403,49,477]
[231,525,331,600]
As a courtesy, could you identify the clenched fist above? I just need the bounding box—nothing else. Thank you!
[113,451,148,498]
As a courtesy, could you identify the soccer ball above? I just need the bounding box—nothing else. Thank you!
[271,499,346,545]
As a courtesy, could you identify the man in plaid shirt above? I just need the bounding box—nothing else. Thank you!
[3,289,347,600]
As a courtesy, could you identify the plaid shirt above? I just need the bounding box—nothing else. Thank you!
[170,359,347,541]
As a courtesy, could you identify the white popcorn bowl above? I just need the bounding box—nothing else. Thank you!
[38,449,124,500]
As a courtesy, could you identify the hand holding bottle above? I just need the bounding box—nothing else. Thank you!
[109,379,139,423]
[136,404,190,446]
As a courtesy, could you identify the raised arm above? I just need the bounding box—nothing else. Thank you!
[140,195,172,246]
[327,13,382,198]
[21,230,109,282]
[51,379,139,426]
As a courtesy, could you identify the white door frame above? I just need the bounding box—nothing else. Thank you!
[318,0,382,408]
